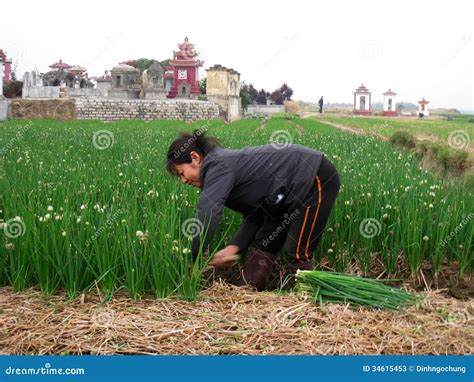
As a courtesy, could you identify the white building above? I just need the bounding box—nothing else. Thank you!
[383,89,397,116]
[418,97,429,117]
[353,83,372,115]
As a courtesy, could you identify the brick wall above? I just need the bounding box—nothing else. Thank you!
[76,99,220,122]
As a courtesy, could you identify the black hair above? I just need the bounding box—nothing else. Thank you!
[166,129,221,174]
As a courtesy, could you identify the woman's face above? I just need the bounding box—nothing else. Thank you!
[173,151,202,188]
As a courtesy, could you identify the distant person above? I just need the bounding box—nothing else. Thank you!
[318,96,324,114]
[166,130,341,291]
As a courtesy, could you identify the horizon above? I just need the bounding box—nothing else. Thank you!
[1,0,472,110]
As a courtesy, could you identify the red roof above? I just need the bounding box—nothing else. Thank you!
[164,73,174,79]
[49,59,71,69]
[354,83,370,93]
[175,37,199,58]
[169,37,204,66]
[418,97,429,104]
[169,59,204,67]
[120,60,137,68]
[383,89,397,96]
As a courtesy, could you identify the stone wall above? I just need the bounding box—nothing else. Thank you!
[0,98,9,121]
[23,86,60,99]
[76,99,220,122]
[5,98,221,122]
[68,88,107,98]
[245,104,285,116]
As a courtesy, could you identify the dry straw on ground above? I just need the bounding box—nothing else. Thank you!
[1,282,472,355]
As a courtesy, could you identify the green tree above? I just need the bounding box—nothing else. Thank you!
[11,63,17,81]
[240,82,252,110]
[248,84,258,103]
[270,83,293,105]
[256,89,267,105]
[199,77,207,94]
[134,58,155,72]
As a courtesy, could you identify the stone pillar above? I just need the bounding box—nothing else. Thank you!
[0,60,8,121]
[0,60,4,98]
[206,65,242,122]
[22,72,30,99]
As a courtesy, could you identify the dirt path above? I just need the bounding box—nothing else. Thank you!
[301,113,474,158]
[288,120,305,135]
[323,120,387,140]
[1,283,472,355]
[301,112,387,140]
[252,118,266,134]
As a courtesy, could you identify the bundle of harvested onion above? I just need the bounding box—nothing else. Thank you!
[296,270,419,310]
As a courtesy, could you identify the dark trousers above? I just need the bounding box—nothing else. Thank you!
[253,156,340,267]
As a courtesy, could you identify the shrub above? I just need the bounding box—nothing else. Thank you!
[2,80,23,98]
[431,143,469,172]
[389,131,417,149]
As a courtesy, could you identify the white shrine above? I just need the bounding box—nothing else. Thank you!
[382,89,397,116]
[353,84,372,115]
[418,97,429,117]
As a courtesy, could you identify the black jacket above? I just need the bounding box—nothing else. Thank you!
[191,144,324,259]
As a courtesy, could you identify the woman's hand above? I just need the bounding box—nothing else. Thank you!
[209,245,241,268]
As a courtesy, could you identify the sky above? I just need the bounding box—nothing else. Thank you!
[1,0,472,111]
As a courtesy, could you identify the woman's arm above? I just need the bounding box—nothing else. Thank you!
[227,211,264,252]
[191,162,235,260]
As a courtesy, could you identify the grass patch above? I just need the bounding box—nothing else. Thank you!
[271,112,299,120]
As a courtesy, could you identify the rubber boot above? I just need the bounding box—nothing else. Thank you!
[241,248,276,291]
[290,259,315,274]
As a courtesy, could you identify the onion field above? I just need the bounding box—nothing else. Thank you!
[0,118,472,300]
